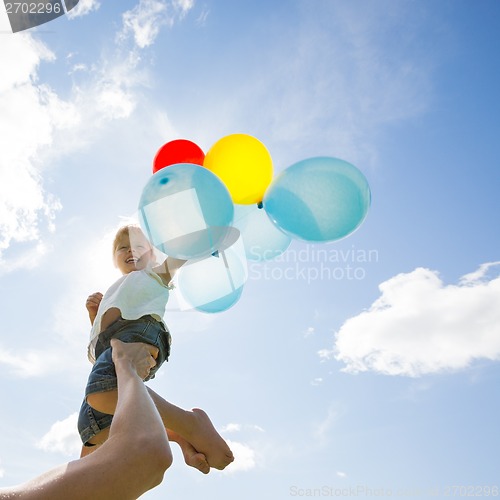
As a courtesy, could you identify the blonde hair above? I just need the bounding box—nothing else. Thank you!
[112,225,155,262]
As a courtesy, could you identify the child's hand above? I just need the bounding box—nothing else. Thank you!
[86,292,103,325]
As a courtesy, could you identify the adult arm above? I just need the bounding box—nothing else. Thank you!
[0,341,172,500]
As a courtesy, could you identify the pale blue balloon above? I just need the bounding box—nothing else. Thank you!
[233,203,291,261]
[177,228,247,313]
[263,157,371,242]
[138,163,234,260]
[188,285,244,314]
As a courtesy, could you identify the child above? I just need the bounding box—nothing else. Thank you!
[77,224,233,473]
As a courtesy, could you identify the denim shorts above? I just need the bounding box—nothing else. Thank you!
[78,315,171,445]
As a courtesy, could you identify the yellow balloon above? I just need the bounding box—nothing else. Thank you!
[204,134,273,204]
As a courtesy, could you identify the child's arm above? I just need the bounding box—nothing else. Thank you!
[86,292,103,325]
[153,257,186,287]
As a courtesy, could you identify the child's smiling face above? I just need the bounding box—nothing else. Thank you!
[113,229,154,274]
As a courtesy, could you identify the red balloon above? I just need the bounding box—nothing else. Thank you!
[152,139,205,173]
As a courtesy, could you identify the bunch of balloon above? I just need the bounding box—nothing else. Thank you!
[204,133,291,262]
[152,139,205,173]
[232,203,292,261]
[138,139,249,314]
[139,162,234,260]
[203,133,273,205]
[138,137,371,314]
[176,227,247,314]
[262,156,371,243]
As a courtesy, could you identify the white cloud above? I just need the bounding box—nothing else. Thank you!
[0,30,71,272]
[65,51,145,132]
[0,225,122,379]
[323,262,500,377]
[220,423,241,433]
[223,440,257,474]
[460,261,500,285]
[0,344,61,378]
[304,326,315,337]
[66,0,101,19]
[37,413,82,456]
[218,423,264,473]
[0,1,188,273]
[312,405,338,443]
[119,0,195,49]
[121,0,168,49]
[195,4,209,26]
[0,344,85,378]
[229,1,437,169]
[0,225,123,379]
[173,0,194,13]
[220,423,265,434]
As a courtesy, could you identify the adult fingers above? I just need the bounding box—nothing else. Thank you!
[147,345,160,360]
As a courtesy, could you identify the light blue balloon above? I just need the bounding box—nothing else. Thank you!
[177,228,247,313]
[191,286,244,314]
[263,157,371,242]
[138,163,234,260]
[233,203,291,261]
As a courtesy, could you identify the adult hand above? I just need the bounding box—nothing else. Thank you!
[111,339,159,380]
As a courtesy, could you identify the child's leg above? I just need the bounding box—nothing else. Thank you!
[86,342,233,470]
[80,426,110,457]
[87,389,118,415]
[85,390,233,470]
[147,388,234,470]
[80,426,210,474]
[85,345,120,415]
[82,360,213,473]
[167,431,210,474]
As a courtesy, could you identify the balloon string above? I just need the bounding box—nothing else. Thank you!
[221,250,236,292]
[140,207,154,245]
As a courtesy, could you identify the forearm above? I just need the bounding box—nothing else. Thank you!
[111,364,167,443]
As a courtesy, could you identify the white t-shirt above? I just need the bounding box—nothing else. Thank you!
[88,268,170,363]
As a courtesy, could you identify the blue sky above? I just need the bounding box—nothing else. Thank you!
[1,1,499,499]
